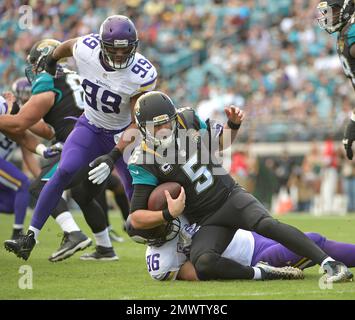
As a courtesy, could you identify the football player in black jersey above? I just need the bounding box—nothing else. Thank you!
[117,91,353,283]
[317,0,355,159]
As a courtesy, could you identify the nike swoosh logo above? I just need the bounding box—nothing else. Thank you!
[150,73,155,79]
[131,170,139,174]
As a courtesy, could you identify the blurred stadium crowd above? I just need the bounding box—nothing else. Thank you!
[1,0,354,213]
[2,0,355,140]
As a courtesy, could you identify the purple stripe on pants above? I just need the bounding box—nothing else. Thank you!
[31,115,133,230]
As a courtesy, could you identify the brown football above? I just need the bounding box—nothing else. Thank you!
[127,182,182,244]
[148,182,182,211]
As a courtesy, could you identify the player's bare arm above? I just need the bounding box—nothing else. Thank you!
[115,93,142,153]
[7,129,40,154]
[45,38,78,75]
[21,145,41,177]
[29,120,55,140]
[0,92,55,135]
[52,38,78,59]
[177,261,199,281]
[219,105,245,150]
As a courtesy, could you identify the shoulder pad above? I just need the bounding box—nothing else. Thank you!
[130,53,157,92]
[73,34,100,62]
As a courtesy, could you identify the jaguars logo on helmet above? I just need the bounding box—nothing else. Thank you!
[317,0,355,34]
[134,91,178,149]
[25,39,66,83]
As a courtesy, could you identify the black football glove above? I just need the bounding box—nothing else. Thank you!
[88,148,122,184]
[44,52,58,76]
[343,117,355,160]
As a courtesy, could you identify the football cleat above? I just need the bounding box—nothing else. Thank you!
[49,231,92,262]
[11,228,25,240]
[256,261,305,280]
[4,230,36,261]
[109,228,125,243]
[80,246,119,261]
[322,261,353,283]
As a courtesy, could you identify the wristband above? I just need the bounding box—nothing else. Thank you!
[35,144,47,157]
[351,112,355,122]
[108,147,122,162]
[227,119,241,130]
[162,208,174,222]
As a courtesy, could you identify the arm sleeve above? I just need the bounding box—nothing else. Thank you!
[130,183,156,213]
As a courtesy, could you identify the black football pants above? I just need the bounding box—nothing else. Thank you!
[190,185,328,280]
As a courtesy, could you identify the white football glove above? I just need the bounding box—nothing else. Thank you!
[88,163,111,185]
[88,149,121,185]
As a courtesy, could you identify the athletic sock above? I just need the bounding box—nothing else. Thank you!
[55,211,80,233]
[28,226,40,240]
[94,228,112,248]
[321,257,335,268]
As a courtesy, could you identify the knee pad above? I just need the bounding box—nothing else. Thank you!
[194,252,220,281]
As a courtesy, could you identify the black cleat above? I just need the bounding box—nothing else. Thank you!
[256,261,304,280]
[49,231,92,262]
[109,228,124,243]
[4,230,36,261]
[11,228,25,240]
[80,246,119,261]
[322,261,353,283]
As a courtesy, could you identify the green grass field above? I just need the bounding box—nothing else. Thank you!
[1,212,355,300]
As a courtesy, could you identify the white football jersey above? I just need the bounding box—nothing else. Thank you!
[222,229,255,267]
[146,216,190,281]
[73,34,157,130]
[146,217,255,281]
[0,96,17,160]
